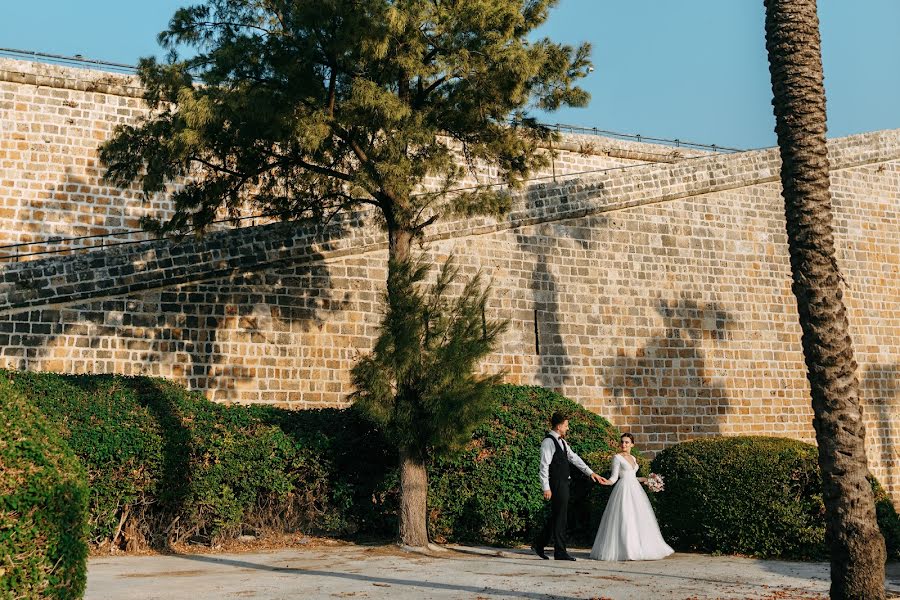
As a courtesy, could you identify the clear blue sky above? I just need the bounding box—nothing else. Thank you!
[1,0,897,150]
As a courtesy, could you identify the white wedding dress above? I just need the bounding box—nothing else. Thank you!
[589,453,674,561]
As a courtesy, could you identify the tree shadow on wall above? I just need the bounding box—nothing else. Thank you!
[859,363,900,495]
[31,249,349,403]
[12,167,155,256]
[603,293,735,443]
[157,262,354,402]
[515,180,612,391]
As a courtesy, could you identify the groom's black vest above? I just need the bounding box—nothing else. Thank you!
[545,434,570,489]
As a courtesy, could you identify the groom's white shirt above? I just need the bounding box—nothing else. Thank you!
[539,430,595,492]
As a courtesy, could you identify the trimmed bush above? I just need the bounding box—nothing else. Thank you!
[427,384,622,545]
[0,385,88,598]
[872,478,900,561]
[651,436,900,560]
[4,373,622,550]
[28,367,899,561]
[1,371,383,549]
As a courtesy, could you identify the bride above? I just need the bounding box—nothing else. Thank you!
[589,433,674,561]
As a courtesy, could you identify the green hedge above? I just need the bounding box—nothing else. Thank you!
[0,385,88,598]
[873,478,900,561]
[3,372,623,550]
[427,384,622,545]
[2,371,386,549]
[16,369,897,561]
[651,436,900,560]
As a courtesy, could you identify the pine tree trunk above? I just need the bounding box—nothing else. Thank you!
[398,446,429,547]
[389,226,413,264]
[387,222,429,547]
[763,1,886,598]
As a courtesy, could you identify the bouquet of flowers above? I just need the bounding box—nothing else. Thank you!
[646,472,665,492]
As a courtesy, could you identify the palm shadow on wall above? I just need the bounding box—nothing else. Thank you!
[603,294,735,442]
[860,363,900,495]
[527,250,571,389]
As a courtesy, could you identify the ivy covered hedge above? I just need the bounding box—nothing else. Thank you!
[0,384,88,598]
[651,436,900,560]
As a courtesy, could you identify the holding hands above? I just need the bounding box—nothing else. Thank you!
[543,472,607,500]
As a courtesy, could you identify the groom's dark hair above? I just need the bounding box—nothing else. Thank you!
[550,411,569,427]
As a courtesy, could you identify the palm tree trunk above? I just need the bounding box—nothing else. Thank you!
[763,1,885,597]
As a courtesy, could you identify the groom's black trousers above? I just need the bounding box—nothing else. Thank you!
[536,481,570,556]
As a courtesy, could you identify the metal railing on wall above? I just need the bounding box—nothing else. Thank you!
[0,47,137,74]
[548,123,744,154]
[0,212,275,263]
[0,46,746,154]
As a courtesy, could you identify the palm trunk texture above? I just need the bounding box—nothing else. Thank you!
[763,1,886,597]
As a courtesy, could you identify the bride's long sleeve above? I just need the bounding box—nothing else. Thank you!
[606,456,621,485]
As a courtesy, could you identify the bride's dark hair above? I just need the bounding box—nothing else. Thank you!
[621,432,635,444]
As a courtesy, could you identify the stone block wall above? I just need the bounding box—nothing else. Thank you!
[0,57,696,260]
[2,57,899,500]
[0,58,160,255]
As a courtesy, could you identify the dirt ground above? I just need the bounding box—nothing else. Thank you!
[84,542,900,600]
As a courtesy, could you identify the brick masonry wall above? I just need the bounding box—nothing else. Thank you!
[0,59,163,255]
[2,58,899,501]
[0,57,689,259]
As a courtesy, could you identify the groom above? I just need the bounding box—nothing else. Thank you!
[532,411,603,561]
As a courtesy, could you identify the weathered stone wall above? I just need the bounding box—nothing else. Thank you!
[0,58,157,255]
[2,58,899,500]
[0,57,695,259]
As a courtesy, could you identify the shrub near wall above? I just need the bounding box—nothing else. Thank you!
[873,479,900,560]
[651,436,900,560]
[1,371,373,550]
[427,384,622,545]
[4,371,623,551]
[0,386,88,599]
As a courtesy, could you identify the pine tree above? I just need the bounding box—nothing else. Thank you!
[100,0,590,546]
[350,256,507,546]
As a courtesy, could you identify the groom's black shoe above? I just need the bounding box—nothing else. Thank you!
[530,544,549,560]
[554,553,576,561]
